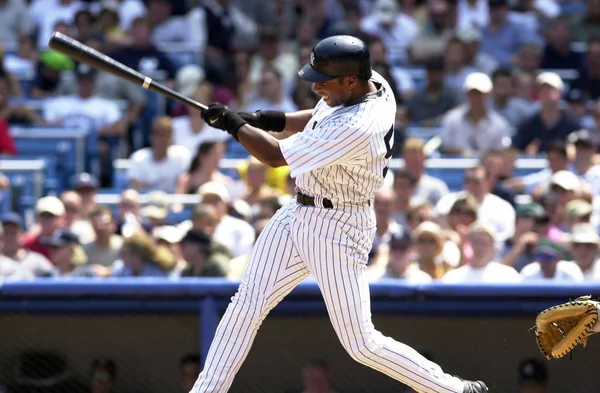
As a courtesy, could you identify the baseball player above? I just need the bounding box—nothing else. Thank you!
[193,35,488,393]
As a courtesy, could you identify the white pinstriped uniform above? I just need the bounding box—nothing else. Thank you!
[190,72,465,393]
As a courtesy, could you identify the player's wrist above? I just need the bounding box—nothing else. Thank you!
[256,110,286,132]
[223,112,247,141]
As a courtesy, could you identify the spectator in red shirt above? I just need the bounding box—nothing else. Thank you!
[23,196,65,261]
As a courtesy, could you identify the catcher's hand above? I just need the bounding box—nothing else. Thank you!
[535,295,599,359]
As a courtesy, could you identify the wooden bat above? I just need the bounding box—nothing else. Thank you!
[48,31,208,111]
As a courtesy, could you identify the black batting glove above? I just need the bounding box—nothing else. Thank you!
[202,102,247,141]
[238,110,286,132]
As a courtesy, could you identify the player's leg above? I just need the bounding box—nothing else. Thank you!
[191,203,309,393]
[293,207,466,393]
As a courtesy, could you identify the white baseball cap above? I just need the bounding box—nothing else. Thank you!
[176,65,206,97]
[570,223,600,245]
[550,170,579,191]
[463,72,493,94]
[198,181,230,203]
[36,196,65,216]
[537,72,564,92]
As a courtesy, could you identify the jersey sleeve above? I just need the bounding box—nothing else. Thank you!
[278,114,370,177]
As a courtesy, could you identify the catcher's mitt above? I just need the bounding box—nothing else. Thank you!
[535,295,600,360]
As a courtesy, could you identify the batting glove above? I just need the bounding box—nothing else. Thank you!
[238,110,286,132]
[202,102,247,140]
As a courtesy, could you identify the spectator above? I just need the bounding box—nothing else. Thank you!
[3,35,37,79]
[140,190,171,230]
[180,141,234,195]
[172,81,231,154]
[513,42,543,76]
[440,72,511,156]
[444,195,479,267]
[520,238,584,281]
[541,170,584,233]
[239,156,282,207]
[23,196,65,261]
[227,217,267,280]
[147,0,206,53]
[504,141,569,194]
[571,39,600,100]
[409,0,457,62]
[243,66,298,113]
[72,9,98,44]
[406,201,434,231]
[72,172,99,220]
[127,116,191,193]
[541,16,582,70]
[564,89,594,130]
[0,0,31,45]
[479,0,537,67]
[571,0,600,43]
[1,212,53,277]
[178,229,228,277]
[436,165,516,244]
[371,231,432,283]
[112,231,176,277]
[457,28,498,75]
[562,199,593,233]
[0,75,39,125]
[391,169,419,229]
[372,188,404,262]
[83,206,123,269]
[411,221,452,280]
[114,188,147,236]
[368,37,415,100]
[248,29,298,93]
[178,182,255,258]
[96,0,130,50]
[443,37,478,93]
[512,72,580,154]
[405,57,461,127]
[179,354,200,393]
[301,359,336,393]
[501,203,545,272]
[90,357,118,393]
[29,0,82,49]
[569,223,600,281]
[111,16,176,87]
[567,130,600,194]
[60,190,95,244]
[31,49,75,98]
[0,221,32,280]
[153,225,184,267]
[401,138,449,206]
[489,68,537,128]
[42,229,93,277]
[457,0,488,31]
[442,222,521,283]
[481,149,517,206]
[360,0,418,66]
[518,358,548,393]
[187,204,232,256]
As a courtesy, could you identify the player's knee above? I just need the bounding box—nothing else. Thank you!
[341,332,384,365]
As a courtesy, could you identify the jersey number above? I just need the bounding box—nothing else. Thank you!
[382,126,394,178]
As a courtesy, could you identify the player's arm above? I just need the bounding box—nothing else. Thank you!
[236,124,287,167]
[239,109,313,135]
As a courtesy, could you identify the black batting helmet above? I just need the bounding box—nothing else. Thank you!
[298,35,372,83]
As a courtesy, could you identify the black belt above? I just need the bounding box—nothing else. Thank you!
[296,193,334,209]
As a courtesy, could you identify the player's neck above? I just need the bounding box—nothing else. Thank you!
[345,81,377,105]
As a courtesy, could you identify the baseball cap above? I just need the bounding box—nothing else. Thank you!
[75,63,97,79]
[516,203,545,218]
[198,181,230,203]
[564,199,592,219]
[179,229,211,254]
[141,191,170,220]
[469,221,497,241]
[519,358,547,383]
[550,170,580,191]
[537,71,564,92]
[463,72,493,94]
[42,229,81,247]
[36,196,65,216]
[567,129,594,148]
[0,212,23,228]
[73,172,99,190]
[153,225,184,244]
[176,64,205,97]
[413,221,443,239]
[390,231,412,251]
[570,223,600,244]
[534,238,564,258]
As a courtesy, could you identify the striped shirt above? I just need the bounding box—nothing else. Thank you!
[279,71,396,205]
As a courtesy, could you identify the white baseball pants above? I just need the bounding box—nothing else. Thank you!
[190,201,465,393]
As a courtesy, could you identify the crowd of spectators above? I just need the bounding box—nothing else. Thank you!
[0,0,598,284]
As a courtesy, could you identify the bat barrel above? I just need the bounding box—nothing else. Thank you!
[48,32,208,111]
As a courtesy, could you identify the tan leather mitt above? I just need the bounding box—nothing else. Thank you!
[535,295,599,360]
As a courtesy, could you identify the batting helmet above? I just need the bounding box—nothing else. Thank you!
[298,35,372,83]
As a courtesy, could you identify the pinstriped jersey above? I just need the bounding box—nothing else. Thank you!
[278,71,396,204]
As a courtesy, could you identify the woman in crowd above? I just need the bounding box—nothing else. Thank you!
[411,221,454,279]
[445,195,479,267]
[179,141,235,195]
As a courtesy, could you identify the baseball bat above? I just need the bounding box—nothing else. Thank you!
[48,31,208,111]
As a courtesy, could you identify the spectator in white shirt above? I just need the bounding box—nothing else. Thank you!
[440,72,512,156]
[177,182,255,258]
[442,222,522,283]
[244,65,298,113]
[567,129,600,195]
[521,238,584,281]
[29,0,82,49]
[436,164,516,244]
[569,223,600,281]
[359,0,418,66]
[401,138,449,206]
[147,0,206,53]
[127,116,191,193]
[457,0,488,31]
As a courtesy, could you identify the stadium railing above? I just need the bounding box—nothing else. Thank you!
[0,280,597,393]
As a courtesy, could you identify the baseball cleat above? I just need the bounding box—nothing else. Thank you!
[462,380,489,393]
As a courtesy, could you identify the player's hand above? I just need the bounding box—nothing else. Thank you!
[202,102,247,140]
